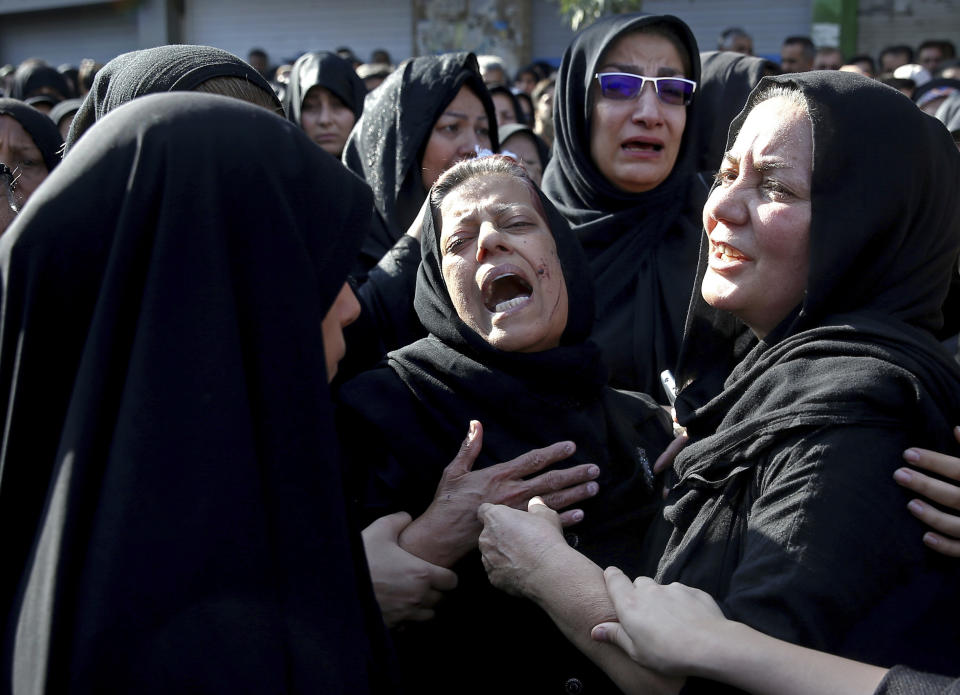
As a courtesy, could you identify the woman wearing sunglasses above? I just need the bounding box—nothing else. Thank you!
[543,14,703,397]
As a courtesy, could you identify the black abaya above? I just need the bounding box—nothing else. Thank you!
[0,92,392,694]
[541,13,706,397]
[64,45,282,152]
[651,72,960,684]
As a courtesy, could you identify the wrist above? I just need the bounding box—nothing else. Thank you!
[398,508,478,567]
[685,619,758,681]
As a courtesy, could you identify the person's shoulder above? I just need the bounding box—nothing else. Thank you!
[337,363,410,412]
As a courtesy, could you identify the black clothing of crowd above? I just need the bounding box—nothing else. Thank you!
[0,13,958,695]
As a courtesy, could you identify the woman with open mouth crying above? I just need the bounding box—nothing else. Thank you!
[336,154,674,695]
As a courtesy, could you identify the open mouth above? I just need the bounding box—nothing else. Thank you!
[622,140,663,152]
[713,241,749,261]
[482,272,533,313]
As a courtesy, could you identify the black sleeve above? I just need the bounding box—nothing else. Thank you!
[874,666,960,695]
[720,425,960,674]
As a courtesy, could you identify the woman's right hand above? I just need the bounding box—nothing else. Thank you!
[398,420,600,567]
[896,425,960,557]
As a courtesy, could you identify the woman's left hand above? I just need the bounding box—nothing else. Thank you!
[476,497,570,599]
[896,425,960,557]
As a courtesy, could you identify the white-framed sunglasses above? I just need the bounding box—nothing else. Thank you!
[595,72,697,106]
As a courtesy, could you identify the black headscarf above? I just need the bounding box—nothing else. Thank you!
[47,97,83,131]
[0,93,393,693]
[541,13,705,396]
[339,161,670,694]
[674,71,960,451]
[695,50,778,173]
[9,62,69,101]
[498,122,551,170]
[285,51,367,126]
[64,45,282,152]
[342,52,499,259]
[0,98,63,173]
[488,83,525,124]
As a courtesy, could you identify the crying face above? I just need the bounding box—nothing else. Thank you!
[438,173,569,353]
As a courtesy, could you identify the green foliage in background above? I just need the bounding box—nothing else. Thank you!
[552,0,645,31]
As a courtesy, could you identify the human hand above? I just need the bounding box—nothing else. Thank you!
[399,420,598,566]
[591,569,728,676]
[653,433,689,475]
[476,496,570,599]
[362,511,458,627]
[896,425,960,557]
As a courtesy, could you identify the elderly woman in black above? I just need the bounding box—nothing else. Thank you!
[285,51,366,159]
[544,13,704,396]
[338,155,672,694]
[478,72,960,693]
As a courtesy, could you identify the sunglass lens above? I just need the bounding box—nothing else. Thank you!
[600,74,641,100]
[656,79,694,105]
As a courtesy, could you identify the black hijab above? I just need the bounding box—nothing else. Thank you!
[0,98,63,173]
[285,51,367,126]
[695,50,778,173]
[541,13,705,396]
[48,97,83,131]
[9,62,69,101]
[498,122,551,170]
[674,71,960,458]
[0,93,392,693]
[342,52,499,259]
[488,83,525,124]
[64,45,282,152]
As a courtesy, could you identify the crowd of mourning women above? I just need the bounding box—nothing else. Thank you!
[0,12,959,695]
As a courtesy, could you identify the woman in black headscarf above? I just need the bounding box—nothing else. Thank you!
[64,44,282,152]
[478,71,960,691]
[0,92,394,693]
[338,155,672,694]
[285,51,366,159]
[498,121,550,186]
[543,13,705,397]
[9,61,69,102]
[343,52,498,264]
[0,98,62,226]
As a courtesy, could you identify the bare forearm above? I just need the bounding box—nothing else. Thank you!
[528,547,682,695]
[694,621,887,695]
[397,513,473,568]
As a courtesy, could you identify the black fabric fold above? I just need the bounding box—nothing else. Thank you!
[0,92,393,694]
[64,45,282,153]
[542,13,705,396]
